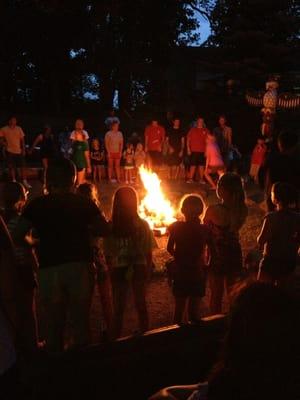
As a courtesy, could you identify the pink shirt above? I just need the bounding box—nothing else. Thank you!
[206,141,224,167]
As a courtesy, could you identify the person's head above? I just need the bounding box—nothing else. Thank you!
[75,119,84,131]
[111,186,140,236]
[196,117,205,128]
[126,142,133,150]
[43,125,52,136]
[109,109,116,117]
[136,143,143,152]
[218,115,227,127]
[217,173,247,231]
[207,131,216,143]
[277,130,298,153]
[8,116,17,128]
[91,138,100,150]
[151,119,158,127]
[77,182,100,208]
[46,158,76,194]
[180,194,204,222]
[111,121,119,131]
[271,182,297,209]
[3,182,28,213]
[209,283,299,399]
[173,118,180,129]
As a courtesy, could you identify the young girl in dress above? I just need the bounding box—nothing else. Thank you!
[203,173,248,314]
[71,131,91,185]
[123,142,135,184]
[76,183,113,338]
[104,186,155,338]
[167,194,214,324]
[204,132,225,189]
[90,138,105,182]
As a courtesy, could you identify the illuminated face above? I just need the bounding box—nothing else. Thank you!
[9,117,17,127]
[136,143,143,151]
[173,119,180,128]
[112,122,119,131]
[197,118,204,128]
[92,140,100,149]
[75,119,84,130]
[219,117,226,126]
[152,120,158,127]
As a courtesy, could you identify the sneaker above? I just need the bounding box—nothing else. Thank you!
[23,180,32,189]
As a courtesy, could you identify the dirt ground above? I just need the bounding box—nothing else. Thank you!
[89,177,265,340]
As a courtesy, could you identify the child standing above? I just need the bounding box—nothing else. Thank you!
[257,182,300,286]
[167,194,214,324]
[249,137,266,183]
[71,131,91,185]
[204,132,225,189]
[2,182,38,352]
[77,183,113,338]
[104,187,155,338]
[90,138,105,182]
[104,122,123,183]
[123,143,135,184]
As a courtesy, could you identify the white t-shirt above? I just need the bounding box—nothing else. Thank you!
[0,125,25,154]
[70,130,89,140]
[105,130,123,153]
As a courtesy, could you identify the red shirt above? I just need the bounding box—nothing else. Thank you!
[251,144,266,166]
[187,127,208,152]
[145,125,166,151]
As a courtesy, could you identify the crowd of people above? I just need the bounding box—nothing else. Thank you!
[0,110,299,398]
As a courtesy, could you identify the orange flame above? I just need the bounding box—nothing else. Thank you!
[138,166,176,231]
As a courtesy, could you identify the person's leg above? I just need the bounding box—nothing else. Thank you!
[173,296,187,324]
[108,157,113,181]
[111,269,129,338]
[132,265,149,333]
[115,158,121,182]
[188,296,203,322]
[204,169,216,189]
[189,166,196,181]
[209,272,224,315]
[38,267,66,353]
[97,165,102,181]
[125,168,129,183]
[77,169,86,185]
[198,166,204,181]
[67,263,94,348]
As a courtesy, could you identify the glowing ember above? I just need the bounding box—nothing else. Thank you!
[138,166,176,230]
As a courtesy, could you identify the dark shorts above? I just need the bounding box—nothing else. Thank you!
[190,152,205,166]
[148,151,162,166]
[6,152,25,168]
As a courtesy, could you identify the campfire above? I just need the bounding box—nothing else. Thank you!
[138,166,176,235]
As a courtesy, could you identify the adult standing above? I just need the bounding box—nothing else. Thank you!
[0,116,31,189]
[186,117,209,183]
[203,173,247,314]
[105,121,123,183]
[13,158,109,353]
[71,131,91,185]
[166,118,185,180]
[70,119,89,141]
[29,125,56,189]
[213,115,232,167]
[144,119,166,169]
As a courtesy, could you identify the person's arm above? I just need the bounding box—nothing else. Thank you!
[29,134,42,154]
[227,127,232,146]
[166,228,175,257]
[257,216,270,250]
[186,131,191,155]
[119,133,123,156]
[84,148,92,174]
[179,136,185,158]
[20,136,26,156]
[104,133,110,154]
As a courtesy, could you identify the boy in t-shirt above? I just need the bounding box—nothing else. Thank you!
[249,137,266,183]
[104,122,124,183]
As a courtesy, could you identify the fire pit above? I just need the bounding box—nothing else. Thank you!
[138,166,176,236]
